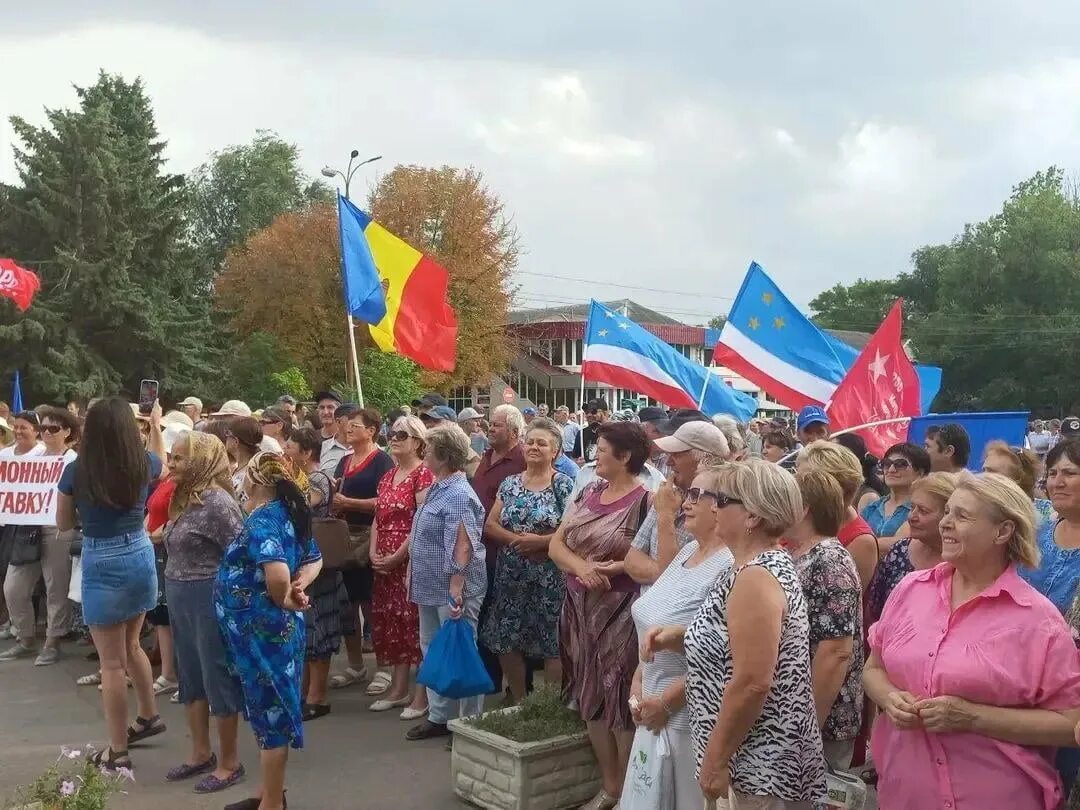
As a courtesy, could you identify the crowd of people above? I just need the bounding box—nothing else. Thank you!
[2,391,1080,809]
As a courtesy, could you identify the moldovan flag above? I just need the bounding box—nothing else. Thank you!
[0,258,41,312]
[826,301,921,458]
[337,195,457,372]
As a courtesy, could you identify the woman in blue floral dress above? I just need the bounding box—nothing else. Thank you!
[215,452,322,810]
[479,420,574,702]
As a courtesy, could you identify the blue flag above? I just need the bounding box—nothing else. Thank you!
[11,370,23,413]
[336,194,388,324]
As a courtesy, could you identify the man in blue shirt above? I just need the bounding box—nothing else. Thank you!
[554,405,580,455]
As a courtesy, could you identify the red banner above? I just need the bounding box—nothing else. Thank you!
[0,258,41,311]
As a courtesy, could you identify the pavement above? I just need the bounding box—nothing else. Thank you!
[0,646,471,810]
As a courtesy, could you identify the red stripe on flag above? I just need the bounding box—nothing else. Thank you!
[581,361,698,410]
[394,254,457,372]
[711,344,823,412]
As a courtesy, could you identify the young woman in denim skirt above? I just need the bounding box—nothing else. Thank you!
[57,398,167,772]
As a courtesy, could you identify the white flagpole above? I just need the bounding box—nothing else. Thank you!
[777,416,913,465]
[346,315,365,408]
[697,362,714,409]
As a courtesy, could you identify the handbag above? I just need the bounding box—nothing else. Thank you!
[345,525,372,568]
[620,725,674,810]
[312,517,352,570]
[416,616,494,699]
[8,525,43,566]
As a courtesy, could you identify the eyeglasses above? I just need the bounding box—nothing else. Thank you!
[388,431,414,442]
[882,458,912,471]
[685,487,719,504]
[41,424,65,435]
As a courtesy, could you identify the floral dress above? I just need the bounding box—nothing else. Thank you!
[214,499,321,750]
[479,472,574,659]
[866,537,915,625]
[372,464,434,666]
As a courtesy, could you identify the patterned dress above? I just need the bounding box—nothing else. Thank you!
[479,472,574,659]
[304,470,354,661]
[866,537,916,625]
[372,464,434,666]
[684,549,826,804]
[792,538,864,743]
[214,499,320,750]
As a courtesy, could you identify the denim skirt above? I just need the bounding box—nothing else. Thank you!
[81,531,158,626]
[165,577,243,716]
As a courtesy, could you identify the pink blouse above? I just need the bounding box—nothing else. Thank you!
[868,563,1080,810]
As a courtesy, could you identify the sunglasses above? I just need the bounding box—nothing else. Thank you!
[882,458,912,471]
[713,492,743,509]
[259,418,281,426]
[685,487,719,504]
[388,431,415,442]
[41,424,66,435]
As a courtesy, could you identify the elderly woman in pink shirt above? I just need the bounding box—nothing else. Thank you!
[864,472,1080,810]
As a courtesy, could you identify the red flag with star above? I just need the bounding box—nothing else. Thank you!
[0,258,41,312]
[826,300,921,457]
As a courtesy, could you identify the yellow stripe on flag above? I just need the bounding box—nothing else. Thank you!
[362,221,423,353]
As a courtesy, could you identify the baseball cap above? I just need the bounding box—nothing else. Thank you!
[177,396,203,411]
[637,406,668,425]
[457,407,482,421]
[523,406,537,416]
[654,421,730,457]
[419,393,449,410]
[314,390,342,405]
[423,405,457,422]
[797,405,829,433]
[211,400,252,418]
[1062,416,1080,438]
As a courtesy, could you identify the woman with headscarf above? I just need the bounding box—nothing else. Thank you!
[215,452,322,810]
[163,432,247,794]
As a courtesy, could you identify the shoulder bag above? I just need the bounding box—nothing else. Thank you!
[7,525,43,566]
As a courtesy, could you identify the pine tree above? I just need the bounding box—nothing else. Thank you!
[0,72,222,404]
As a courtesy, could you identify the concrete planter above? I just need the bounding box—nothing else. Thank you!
[448,709,600,810]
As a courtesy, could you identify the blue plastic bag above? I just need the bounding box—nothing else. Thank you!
[416,617,494,699]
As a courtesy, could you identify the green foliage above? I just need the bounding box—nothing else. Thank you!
[11,746,131,809]
[187,130,332,271]
[0,71,222,404]
[808,167,1080,413]
[219,331,294,407]
[334,348,422,415]
[269,367,313,401]
[466,684,585,743]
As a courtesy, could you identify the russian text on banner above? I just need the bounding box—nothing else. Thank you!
[0,456,67,525]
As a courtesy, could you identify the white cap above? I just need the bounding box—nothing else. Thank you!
[457,407,482,421]
[654,421,730,457]
[211,400,252,418]
[177,396,203,411]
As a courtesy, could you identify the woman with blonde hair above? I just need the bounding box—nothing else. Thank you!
[643,459,826,807]
[864,472,1080,810]
[797,440,878,592]
[162,432,247,793]
[982,440,1053,524]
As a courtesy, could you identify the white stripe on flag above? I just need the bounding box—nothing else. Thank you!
[586,344,688,393]
[717,322,838,403]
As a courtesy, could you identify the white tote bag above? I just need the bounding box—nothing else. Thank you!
[621,725,674,810]
[68,555,82,603]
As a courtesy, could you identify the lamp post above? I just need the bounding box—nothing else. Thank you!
[324,150,382,406]
[321,150,381,200]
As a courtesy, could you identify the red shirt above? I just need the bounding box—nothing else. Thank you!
[837,515,874,548]
[145,476,176,533]
[470,443,526,556]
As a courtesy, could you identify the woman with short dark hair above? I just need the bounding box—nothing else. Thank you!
[548,422,651,809]
[761,430,796,466]
[860,442,930,540]
[55,398,166,772]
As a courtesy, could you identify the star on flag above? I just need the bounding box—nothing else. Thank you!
[868,349,890,381]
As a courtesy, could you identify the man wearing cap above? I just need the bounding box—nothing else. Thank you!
[797,405,830,446]
[522,406,537,425]
[1062,416,1080,441]
[177,396,203,427]
[554,405,580,455]
[422,405,481,477]
[624,420,730,591]
[321,403,357,477]
[314,391,343,441]
[638,406,672,475]
[458,407,489,456]
[211,399,252,420]
[573,397,609,464]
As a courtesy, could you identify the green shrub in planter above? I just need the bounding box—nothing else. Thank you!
[466,684,585,742]
[6,746,132,810]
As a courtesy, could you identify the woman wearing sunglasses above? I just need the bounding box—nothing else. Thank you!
[625,469,733,809]
[860,442,930,542]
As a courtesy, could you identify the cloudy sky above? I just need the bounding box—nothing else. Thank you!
[4,2,1080,324]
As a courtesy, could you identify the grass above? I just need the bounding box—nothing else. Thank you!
[465,684,585,743]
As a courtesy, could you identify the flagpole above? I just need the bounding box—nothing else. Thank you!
[777,416,913,466]
[346,315,365,408]
[697,362,714,409]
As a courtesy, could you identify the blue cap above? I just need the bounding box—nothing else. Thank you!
[425,405,458,421]
[797,405,829,433]
[522,406,537,415]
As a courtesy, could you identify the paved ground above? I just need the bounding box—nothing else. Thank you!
[0,647,471,809]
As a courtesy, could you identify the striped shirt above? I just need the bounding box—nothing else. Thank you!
[630,541,733,731]
[631,504,695,593]
[408,472,487,607]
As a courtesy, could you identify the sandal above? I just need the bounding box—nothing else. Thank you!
[127,714,166,745]
[194,763,246,793]
[302,703,331,721]
[166,753,217,782]
[88,746,132,774]
[365,670,392,695]
[97,674,133,691]
[76,671,102,686]
[328,666,367,690]
[152,675,178,695]
[369,696,410,712]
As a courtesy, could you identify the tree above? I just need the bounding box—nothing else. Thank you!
[0,72,221,404]
[270,367,314,402]
[188,130,332,271]
[807,168,1080,412]
[215,204,350,390]
[365,165,518,390]
[809,278,902,332]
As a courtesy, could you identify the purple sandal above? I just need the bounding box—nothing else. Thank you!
[194,764,246,794]
[166,753,217,782]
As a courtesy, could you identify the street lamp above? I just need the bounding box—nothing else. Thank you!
[321,151,382,199]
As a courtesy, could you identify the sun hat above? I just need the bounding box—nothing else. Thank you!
[654,421,730,456]
[177,396,203,411]
[211,400,252,418]
[457,407,483,421]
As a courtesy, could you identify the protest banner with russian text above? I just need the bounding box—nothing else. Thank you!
[0,456,66,525]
